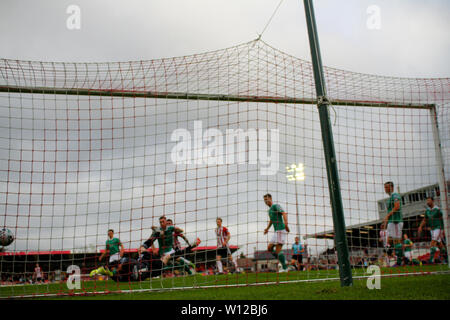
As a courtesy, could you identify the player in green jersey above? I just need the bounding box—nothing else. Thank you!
[418,197,447,264]
[149,216,193,276]
[90,229,124,278]
[381,182,403,252]
[402,234,413,264]
[263,193,290,272]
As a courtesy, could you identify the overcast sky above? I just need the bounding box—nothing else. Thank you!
[1,0,449,77]
[0,0,449,257]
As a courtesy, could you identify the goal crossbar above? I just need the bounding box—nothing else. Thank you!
[0,85,433,110]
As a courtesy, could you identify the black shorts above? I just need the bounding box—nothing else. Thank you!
[292,254,303,263]
[174,246,193,258]
[107,259,120,268]
[216,247,231,257]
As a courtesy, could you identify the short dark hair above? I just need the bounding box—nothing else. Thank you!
[384,181,394,188]
[427,196,434,201]
[263,193,272,199]
[216,217,222,222]
[159,216,166,220]
[108,229,114,233]
[167,219,173,223]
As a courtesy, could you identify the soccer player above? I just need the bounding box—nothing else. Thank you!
[402,234,413,265]
[90,229,124,278]
[381,182,403,252]
[148,216,193,276]
[167,219,201,255]
[137,242,163,279]
[33,263,43,284]
[167,218,200,273]
[263,193,290,272]
[291,237,304,271]
[418,196,447,264]
[215,218,239,274]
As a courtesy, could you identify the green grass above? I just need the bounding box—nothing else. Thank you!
[2,265,449,300]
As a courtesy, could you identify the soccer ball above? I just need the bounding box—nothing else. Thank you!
[0,228,14,246]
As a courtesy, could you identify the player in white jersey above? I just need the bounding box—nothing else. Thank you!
[33,263,43,284]
[215,218,239,274]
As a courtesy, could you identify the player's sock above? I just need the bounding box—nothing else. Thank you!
[216,260,223,273]
[429,247,437,263]
[232,258,238,270]
[179,257,193,272]
[176,259,192,275]
[394,243,403,266]
[278,253,287,269]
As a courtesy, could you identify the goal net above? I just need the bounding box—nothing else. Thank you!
[0,39,449,298]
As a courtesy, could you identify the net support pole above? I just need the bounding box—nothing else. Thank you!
[430,105,450,267]
[303,0,353,286]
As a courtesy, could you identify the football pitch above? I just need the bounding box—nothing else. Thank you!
[1,265,449,300]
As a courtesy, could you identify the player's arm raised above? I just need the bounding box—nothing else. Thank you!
[174,227,184,234]
[180,233,190,246]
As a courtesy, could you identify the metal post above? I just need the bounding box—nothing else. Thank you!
[430,105,450,267]
[295,181,301,237]
[303,0,353,286]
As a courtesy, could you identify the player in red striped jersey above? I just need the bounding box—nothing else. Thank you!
[166,219,201,273]
[215,218,240,274]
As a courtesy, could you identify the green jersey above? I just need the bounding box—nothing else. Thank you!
[106,237,121,256]
[153,226,176,254]
[268,204,286,231]
[386,193,402,223]
[394,242,403,257]
[425,206,444,230]
[403,239,413,252]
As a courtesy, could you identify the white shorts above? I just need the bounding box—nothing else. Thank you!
[109,253,120,263]
[270,230,287,245]
[161,248,175,259]
[387,222,403,240]
[431,229,443,242]
[404,251,412,260]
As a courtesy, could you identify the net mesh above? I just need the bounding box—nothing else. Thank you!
[0,39,448,298]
